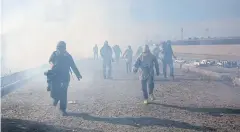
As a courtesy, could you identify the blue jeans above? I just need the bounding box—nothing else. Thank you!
[162,60,174,78]
[141,75,154,100]
[103,60,112,78]
[126,60,132,73]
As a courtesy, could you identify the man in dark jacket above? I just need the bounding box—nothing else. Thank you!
[113,45,122,63]
[100,41,113,79]
[93,44,98,60]
[123,45,133,73]
[162,40,176,80]
[48,41,82,116]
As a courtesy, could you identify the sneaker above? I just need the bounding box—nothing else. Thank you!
[60,110,68,116]
[149,94,155,101]
[53,100,58,106]
[143,100,148,105]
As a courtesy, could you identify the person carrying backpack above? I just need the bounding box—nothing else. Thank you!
[47,41,82,116]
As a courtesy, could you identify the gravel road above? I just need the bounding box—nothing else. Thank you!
[1,60,240,132]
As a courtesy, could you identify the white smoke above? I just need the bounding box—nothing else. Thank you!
[1,0,240,73]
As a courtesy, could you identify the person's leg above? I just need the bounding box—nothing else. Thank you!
[126,62,129,73]
[129,61,132,72]
[116,55,120,63]
[169,61,174,79]
[148,75,155,101]
[59,82,69,115]
[103,61,107,79]
[162,60,167,78]
[108,61,112,78]
[148,76,154,95]
[141,79,148,104]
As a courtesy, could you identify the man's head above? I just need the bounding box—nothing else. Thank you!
[162,41,167,46]
[143,45,150,53]
[57,41,66,53]
[128,45,131,49]
[167,40,171,45]
[104,40,108,46]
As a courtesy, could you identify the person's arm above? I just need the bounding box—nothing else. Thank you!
[170,45,176,59]
[109,47,113,58]
[122,50,127,58]
[69,55,82,80]
[153,56,160,75]
[49,51,56,67]
[161,45,165,54]
[119,48,122,55]
[100,47,104,57]
[133,54,142,73]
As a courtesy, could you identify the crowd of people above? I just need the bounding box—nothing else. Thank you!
[44,40,176,116]
[93,40,176,79]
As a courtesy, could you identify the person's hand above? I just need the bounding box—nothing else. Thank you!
[77,75,82,81]
[133,67,138,73]
[173,55,177,59]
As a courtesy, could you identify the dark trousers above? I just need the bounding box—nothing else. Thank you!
[141,75,154,99]
[126,61,132,73]
[115,55,120,63]
[162,60,174,77]
[94,53,98,60]
[51,80,69,111]
[103,60,112,78]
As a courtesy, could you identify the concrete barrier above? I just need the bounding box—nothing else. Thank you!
[0,59,85,97]
[1,64,49,97]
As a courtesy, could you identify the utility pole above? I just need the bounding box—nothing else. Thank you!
[181,28,184,40]
[206,28,209,38]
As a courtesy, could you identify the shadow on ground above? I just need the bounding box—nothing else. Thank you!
[67,113,215,131]
[1,118,102,132]
[150,103,240,116]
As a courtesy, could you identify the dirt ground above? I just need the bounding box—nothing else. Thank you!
[2,60,240,132]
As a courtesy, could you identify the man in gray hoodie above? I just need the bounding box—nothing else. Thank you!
[100,41,113,79]
[133,45,159,104]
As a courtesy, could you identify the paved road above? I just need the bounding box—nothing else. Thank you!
[1,60,240,132]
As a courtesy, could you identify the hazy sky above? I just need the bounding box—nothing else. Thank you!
[1,0,240,72]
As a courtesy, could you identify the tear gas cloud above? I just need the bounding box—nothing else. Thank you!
[1,0,240,73]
